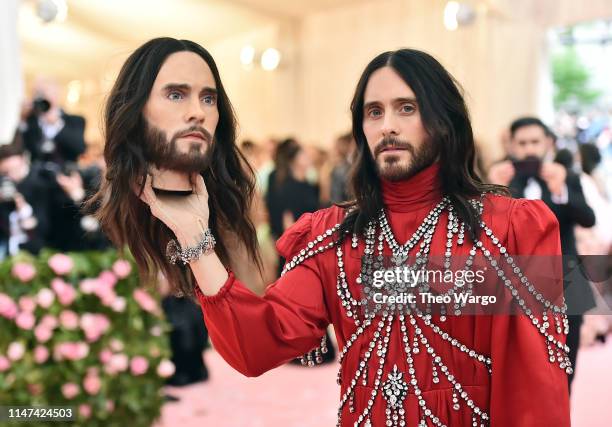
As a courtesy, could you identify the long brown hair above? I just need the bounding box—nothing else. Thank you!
[87,38,261,298]
[339,49,508,242]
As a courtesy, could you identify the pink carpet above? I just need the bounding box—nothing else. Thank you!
[154,338,612,427]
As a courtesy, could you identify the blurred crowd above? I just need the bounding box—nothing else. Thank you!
[2,77,611,392]
[0,77,109,261]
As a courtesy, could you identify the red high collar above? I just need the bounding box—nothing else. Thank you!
[380,162,443,213]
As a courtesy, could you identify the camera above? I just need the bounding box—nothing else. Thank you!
[0,176,17,210]
[32,97,51,115]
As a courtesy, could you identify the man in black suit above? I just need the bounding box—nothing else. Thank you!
[21,78,86,164]
[488,116,596,390]
[0,137,50,259]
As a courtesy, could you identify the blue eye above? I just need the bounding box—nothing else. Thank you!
[167,91,183,101]
[202,95,217,105]
[369,109,382,118]
[401,104,415,113]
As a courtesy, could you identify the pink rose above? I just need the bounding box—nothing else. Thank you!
[52,279,77,306]
[36,288,55,308]
[133,288,158,313]
[79,279,97,294]
[78,404,91,418]
[112,260,132,279]
[48,254,74,275]
[109,339,124,352]
[34,346,49,364]
[106,400,115,412]
[7,342,25,361]
[0,293,18,319]
[83,374,101,395]
[18,296,36,312]
[12,262,36,282]
[0,355,11,372]
[34,325,53,343]
[98,271,117,287]
[156,359,175,378]
[130,356,149,376]
[111,296,126,312]
[109,353,128,372]
[61,382,79,399]
[94,282,116,307]
[55,342,89,361]
[28,383,43,395]
[15,311,35,330]
[40,314,58,329]
[59,310,79,330]
[99,349,113,364]
[80,313,110,342]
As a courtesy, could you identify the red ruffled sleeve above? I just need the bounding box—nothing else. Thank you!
[489,198,570,426]
[195,212,330,377]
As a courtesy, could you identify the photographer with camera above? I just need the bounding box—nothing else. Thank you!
[0,135,49,260]
[20,77,86,165]
[487,116,596,391]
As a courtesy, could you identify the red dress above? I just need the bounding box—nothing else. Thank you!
[196,163,570,426]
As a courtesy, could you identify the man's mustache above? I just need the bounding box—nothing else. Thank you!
[172,126,213,144]
[373,136,414,157]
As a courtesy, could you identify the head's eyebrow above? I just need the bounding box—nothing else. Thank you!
[363,97,418,110]
[162,83,191,92]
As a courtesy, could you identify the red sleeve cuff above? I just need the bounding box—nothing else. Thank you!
[194,271,236,306]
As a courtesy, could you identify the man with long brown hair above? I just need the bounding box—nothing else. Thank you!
[90,37,263,387]
[90,37,261,297]
[138,48,571,426]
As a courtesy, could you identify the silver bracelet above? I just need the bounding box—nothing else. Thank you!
[166,228,216,265]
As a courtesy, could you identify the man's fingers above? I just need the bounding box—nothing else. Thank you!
[138,174,158,206]
[192,173,209,198]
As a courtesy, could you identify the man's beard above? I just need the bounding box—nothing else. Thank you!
[142,122,213,173]
[373,135,438,182]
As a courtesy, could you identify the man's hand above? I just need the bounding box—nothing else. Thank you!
[487,160,515,186]
[56,171,85,203]
[540,163,567,197]
[137,173,210,247]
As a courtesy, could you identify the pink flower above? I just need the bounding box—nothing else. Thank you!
[109,353,128,372]
[0,355,11,372]
[18,296,36,312]
[34,346,49,363]
[99,349,113,364]
[98,271,117,288]
[28,383,43,395]
[55,342,89,361]
[36,288,55,308]
[48,254,74,275]
[130,356,149,376]
[40,314,58,329]
[106,400,115,412]
[80,313,110,342]
[15,311,35,330]
[112,260,132,279]
[34,325,53,343]
[156,359,175,378]
[7,342,25,361]
[78,404,91,418]
[52,279,77,306]
[111,297,126,312]
[12,262,36,282]
[0,293,18,319]
[79,278,97,294]
[133,288,158,313]
[61,382,79,399]
[83,374,101,395]
[109,339,124,352]
[59,310,79,330]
